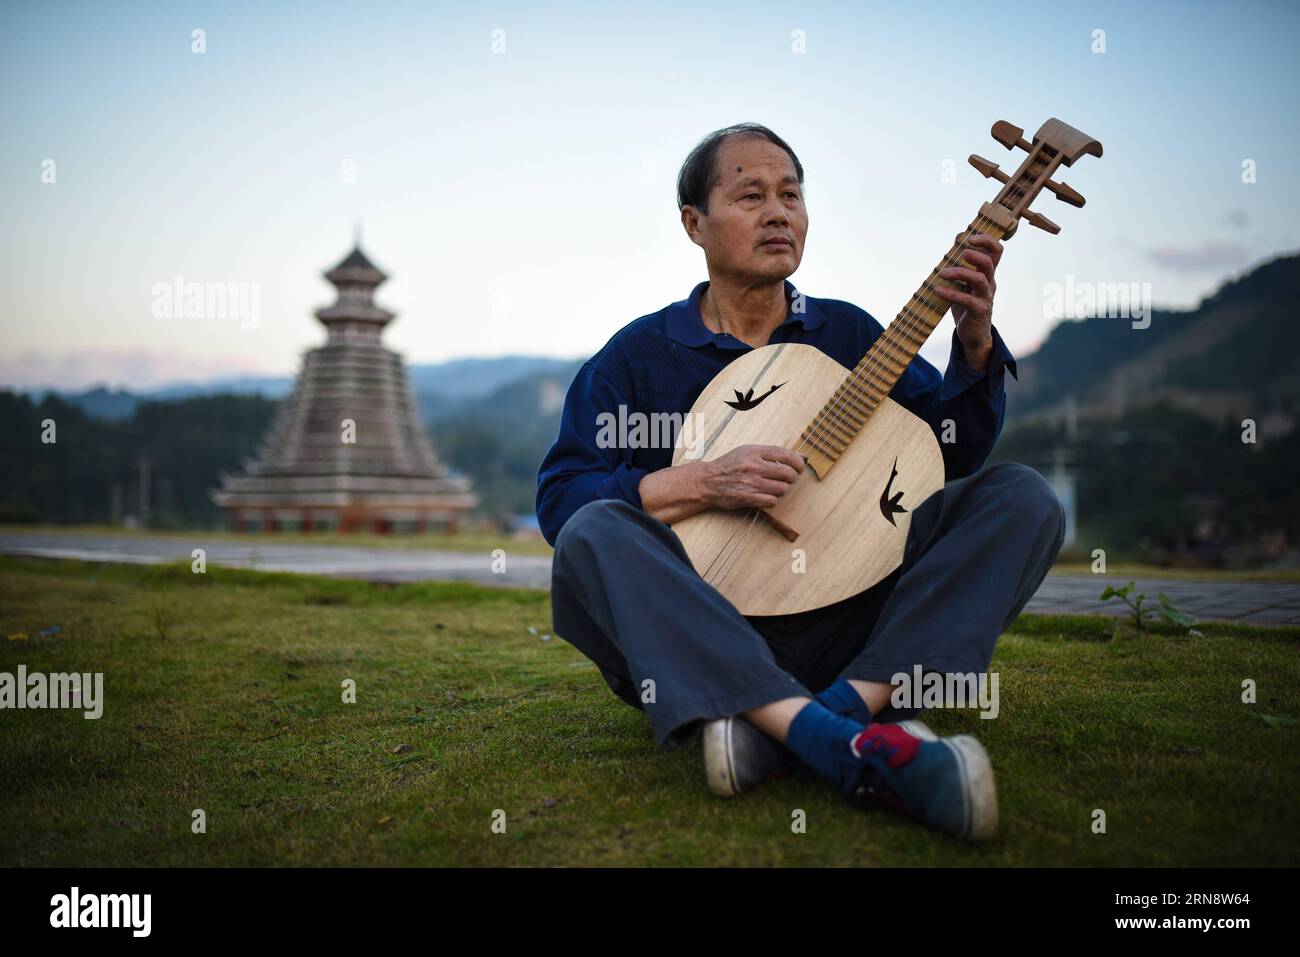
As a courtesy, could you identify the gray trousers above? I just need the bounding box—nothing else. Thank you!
[550,461,1066,749]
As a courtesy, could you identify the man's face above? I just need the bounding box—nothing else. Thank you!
[682,134,808,284]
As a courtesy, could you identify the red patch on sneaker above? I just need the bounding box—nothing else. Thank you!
[851,723,921,768]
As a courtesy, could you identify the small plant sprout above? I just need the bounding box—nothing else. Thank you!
[1099,580,1198,632]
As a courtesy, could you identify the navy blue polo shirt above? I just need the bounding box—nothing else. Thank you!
[536,279,1018,546]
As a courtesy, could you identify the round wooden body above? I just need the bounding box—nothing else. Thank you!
[670,342,945,615]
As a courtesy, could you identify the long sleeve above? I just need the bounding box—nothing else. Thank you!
[890,324,1019,480]
[536,361,651,546]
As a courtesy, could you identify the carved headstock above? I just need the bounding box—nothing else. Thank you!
[967,117,1103,239]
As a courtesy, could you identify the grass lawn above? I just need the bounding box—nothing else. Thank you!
[1,554,1297,867]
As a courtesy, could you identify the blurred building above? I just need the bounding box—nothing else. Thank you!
[1045,445,1077,548]
[213,243,476,533]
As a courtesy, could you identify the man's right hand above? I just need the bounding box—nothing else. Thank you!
[700,444,805,510]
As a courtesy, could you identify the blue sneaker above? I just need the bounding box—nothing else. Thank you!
[845,724,998,841]
[704,715,938,797]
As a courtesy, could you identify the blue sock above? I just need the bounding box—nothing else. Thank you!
[816,678,874,726]
[785,700,865,794]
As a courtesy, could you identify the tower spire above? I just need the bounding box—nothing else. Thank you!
[315,238,394,343]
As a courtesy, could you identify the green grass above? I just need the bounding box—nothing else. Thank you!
[0,522,555,557]
[1,554,1297,867]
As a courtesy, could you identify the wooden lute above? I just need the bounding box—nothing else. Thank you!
[669,118,1103,615]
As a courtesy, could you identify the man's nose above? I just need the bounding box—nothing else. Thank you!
[762,197,789,224]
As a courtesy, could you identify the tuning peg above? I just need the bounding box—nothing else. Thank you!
[992,121,1032,152]
[1022,209,1061,235]
[968,154,1010,183]
[1044,177,1086,207]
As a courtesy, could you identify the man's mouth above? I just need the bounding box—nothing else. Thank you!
[760,238,793,249]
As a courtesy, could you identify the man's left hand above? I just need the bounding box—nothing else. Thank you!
[933,232,1002,371]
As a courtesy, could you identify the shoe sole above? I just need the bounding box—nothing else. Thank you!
[703,717,741,797]
[705,717,940,798]
[942,734,999,841]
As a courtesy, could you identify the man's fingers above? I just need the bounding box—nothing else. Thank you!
[941,265,991,296]
[960,249,996,283]
[757,460,800,483]
[744,457,798,485]
[756,445,805,472]
[753,478,792,498]
[960,233,1004,261]
[933,285,988,313]
[967,233,1004,266]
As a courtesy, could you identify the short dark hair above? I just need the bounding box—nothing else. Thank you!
[676,123,805,215]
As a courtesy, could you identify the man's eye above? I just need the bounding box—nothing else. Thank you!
[744,193,760,200]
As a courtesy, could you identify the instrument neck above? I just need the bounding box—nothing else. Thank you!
[796,211,1009,475]
[855,212,1009,398]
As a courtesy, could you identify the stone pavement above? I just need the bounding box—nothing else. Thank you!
[0,531,552,590]
[1024,574,1300,626]
[2,531,1297,626]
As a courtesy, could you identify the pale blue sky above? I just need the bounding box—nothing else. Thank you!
[3,0,1297,390]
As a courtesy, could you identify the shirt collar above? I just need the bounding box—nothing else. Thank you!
[665,279,828,349]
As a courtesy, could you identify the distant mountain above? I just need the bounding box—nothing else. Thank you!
[1008,252,1300,432]
[428,361,585,517]
[994,252,1300,566]
[412,356,579,437]
[21,354,581,423]
[148,376,296,402]
[38,386,142,423]
[407,355,578,401]
[18,376,294,420]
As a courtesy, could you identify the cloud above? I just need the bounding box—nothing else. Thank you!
[0,349,275,393]
[1147,241,1249,273]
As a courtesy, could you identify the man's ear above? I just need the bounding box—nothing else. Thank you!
[681,205,705,247]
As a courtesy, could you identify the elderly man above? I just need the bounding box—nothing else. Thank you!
[536,123,1065,841]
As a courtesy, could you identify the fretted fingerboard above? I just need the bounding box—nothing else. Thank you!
[798,214,1009,477]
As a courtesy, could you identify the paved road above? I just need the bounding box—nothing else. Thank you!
[2,531,1297,625]
[1027,574,1300,626]
[0,531,552,590]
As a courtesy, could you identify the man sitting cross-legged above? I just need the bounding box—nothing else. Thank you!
[536,123,1066,841]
